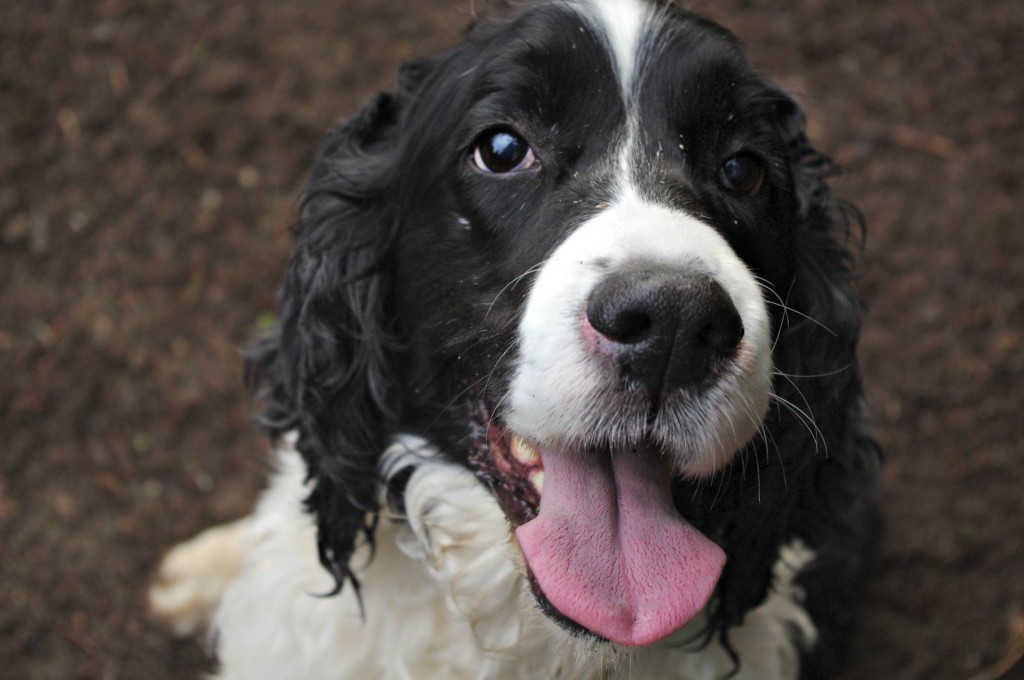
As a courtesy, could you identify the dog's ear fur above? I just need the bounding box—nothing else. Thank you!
[774,93,882,676]
[245,77,423,594]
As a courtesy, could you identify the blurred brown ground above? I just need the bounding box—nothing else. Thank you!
[1,1,1022,678]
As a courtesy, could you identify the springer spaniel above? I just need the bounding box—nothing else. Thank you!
[150,1,881,678]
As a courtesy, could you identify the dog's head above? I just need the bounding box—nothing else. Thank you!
[250,0,871,650]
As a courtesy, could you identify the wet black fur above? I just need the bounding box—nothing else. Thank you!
[247,2,880,677]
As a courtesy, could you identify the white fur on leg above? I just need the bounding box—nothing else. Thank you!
[149,516,251,637]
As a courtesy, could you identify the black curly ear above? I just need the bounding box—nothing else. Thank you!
[246,89,409,597]
[767,90,876,489]
[768,89,882,676]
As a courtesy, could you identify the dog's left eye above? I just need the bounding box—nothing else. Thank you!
[718,153,766,197]
[472,129,537,174]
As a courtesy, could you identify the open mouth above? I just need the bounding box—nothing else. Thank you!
[468,401,726,647]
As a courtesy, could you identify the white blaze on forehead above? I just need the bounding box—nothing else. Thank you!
[568,0,656,98]
[564,0,667,199]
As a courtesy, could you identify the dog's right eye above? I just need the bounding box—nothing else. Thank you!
[718,152,766,197]
[472,129,537,174]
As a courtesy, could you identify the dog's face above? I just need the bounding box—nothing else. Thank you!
[396,1,792,461]
[391,1,792,644]
[258,0,867,652]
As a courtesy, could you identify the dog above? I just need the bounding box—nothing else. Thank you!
[149,1,881,677]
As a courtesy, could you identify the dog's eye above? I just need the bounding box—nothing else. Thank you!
[719,153,765,196]
[472,129,536,174]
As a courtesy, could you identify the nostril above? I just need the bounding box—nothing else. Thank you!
[698,308,744,354]
[586,270,675,346]
[589,303,652,344]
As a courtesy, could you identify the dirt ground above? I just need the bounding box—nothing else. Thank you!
[1,1,1021,678]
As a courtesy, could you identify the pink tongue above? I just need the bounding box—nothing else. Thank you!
[515,446,725,647]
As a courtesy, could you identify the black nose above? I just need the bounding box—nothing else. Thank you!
[586,270,744,398]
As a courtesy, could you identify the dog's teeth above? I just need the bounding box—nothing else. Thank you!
[511,436,540,465]
[530,470,544,494]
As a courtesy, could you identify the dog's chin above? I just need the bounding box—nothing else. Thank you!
[467,400,727,647]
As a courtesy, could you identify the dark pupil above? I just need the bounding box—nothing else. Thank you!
[482,131,526,172]
[722,155,763,195]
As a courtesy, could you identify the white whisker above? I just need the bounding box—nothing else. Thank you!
[770,389,828,459]
[485,262,546,320]
[774,365,851,380]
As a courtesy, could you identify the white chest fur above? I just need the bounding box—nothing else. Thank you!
[202,438,815,679]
